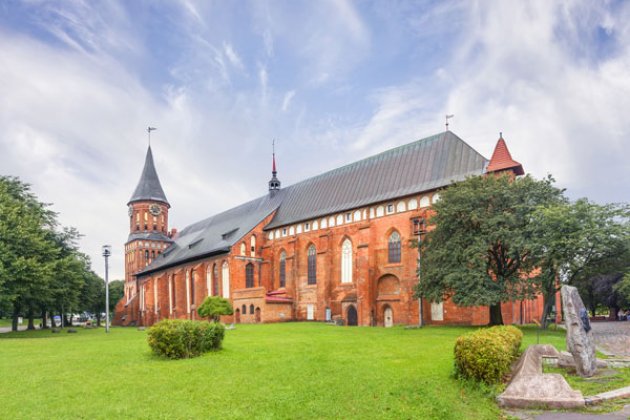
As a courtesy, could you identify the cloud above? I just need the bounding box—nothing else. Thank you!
[223,42,244,71]
[281,90,295,112]
[439,1,630,203]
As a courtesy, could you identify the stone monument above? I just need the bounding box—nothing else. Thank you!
[561,285,597,377]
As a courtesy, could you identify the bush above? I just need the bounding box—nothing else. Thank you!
[453,325,523,384]
[147,319,225,359]
[197,296,233,322]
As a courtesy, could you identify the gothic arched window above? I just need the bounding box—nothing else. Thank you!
[307,245,317,285]
[388,231,401,263]
[245,263,254,288]
[250,236,256,257]
[212,263,219,296]
[341,239,352,283]
[279,251,286,288]
[221,261,230,298]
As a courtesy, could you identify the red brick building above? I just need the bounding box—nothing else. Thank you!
[114,131,546,327]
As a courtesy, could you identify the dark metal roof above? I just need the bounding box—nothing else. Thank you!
[128,146,169,206]
[136,191,285,276]
[126,231,173,244]
[265,131,488,229]
[136,131,488,277]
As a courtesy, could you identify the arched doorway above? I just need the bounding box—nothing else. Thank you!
[347,305,358,326]
[384,306,393,328]
[255,307,261,323]
[235,309,241,323]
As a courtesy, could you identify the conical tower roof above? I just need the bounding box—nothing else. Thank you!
[128,146,169,206]
[486,134,524,176]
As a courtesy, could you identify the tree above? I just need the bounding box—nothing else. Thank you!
[613,273,630,310]
[108,280,124,315]
[415,174,564,325]
[197,296,234,322]
[0,177,58,331]
[531,200,630,327]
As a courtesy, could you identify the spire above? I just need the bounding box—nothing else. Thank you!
[486,133,525,176]
[269,140,281,194]
[128,146,170,206]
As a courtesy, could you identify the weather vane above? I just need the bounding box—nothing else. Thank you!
[445,115,454,131]
[147,126,157,146]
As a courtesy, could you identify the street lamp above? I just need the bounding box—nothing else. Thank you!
[102,245,111,333]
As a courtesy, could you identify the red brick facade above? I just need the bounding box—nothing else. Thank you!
[115,136,549,327]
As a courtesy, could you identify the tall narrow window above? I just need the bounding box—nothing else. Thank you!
[245,263,254,288]
[279,251,286,288]
[250,236,256,257]
[170,276,176,312]
[212,263,219,296]
[206,266,212,296]
[307,245,317,285]
[341,239,353,283]
[190,270,196,307]
[186,271,191,314]
[242,304,247,315]
[221,261,230,298]
[388,231,401,263]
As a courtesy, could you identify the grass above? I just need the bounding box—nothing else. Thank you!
[0,323,566,420]
[0,318,42,328]
[544,366,630,396]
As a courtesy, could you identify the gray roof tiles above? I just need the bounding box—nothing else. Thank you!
[129,146,169,205]
[136,131,487,277]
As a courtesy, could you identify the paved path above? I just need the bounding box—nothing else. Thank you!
[590,321,630,357]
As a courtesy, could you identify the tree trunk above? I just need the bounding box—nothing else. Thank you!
[489,303,504,326]
[12,302,20,332]
[609,306,619,321]
[27,307,35,330]
[540,292,556,329]
[41,310,49,329]
[64,314,71,327]
[96,314,102,327]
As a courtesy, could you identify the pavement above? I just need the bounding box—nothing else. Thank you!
[591,321,630,357]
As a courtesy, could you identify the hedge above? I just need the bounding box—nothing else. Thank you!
[453,325,523,384]
[147,319,226,359]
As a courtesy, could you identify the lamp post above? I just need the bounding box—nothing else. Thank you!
[102,245,111,333]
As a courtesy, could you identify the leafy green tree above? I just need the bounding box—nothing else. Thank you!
[530,200,630,327]
[613,273,630,310]
[197,296,234,322]
[415,174,564,325]
[0,176,58,331]
[108,280,124,314]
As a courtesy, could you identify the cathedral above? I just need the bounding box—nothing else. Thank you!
[114,130,545,327]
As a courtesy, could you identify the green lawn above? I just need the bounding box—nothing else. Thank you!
[0,318,42,328]
[0,323,566,419]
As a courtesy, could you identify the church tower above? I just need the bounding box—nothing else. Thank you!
[268,149,281,195]
[124,145,172,301]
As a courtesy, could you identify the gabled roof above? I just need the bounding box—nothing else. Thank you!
[265,131,488,229]
[485,135,524,175]
[136,131,488,277]
[128,146,169,206]
[137,192,285,276]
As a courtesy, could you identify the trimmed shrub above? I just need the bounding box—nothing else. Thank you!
[147,319,225,359]
[454,325,523,384]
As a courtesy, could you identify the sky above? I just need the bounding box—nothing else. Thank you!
[1,0,629,280]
